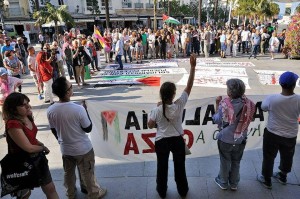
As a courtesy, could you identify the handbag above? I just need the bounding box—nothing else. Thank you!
[169,122,191,155]
[0,152,41,197]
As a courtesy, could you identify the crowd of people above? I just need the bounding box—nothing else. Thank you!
[0,21,286,102]
[0,20,298,199]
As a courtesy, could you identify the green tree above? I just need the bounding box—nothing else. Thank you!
[296,4,300,14]
[33,2,74,33]
[86,0,100,15]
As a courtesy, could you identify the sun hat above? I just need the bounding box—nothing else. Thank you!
[0,68,8,76]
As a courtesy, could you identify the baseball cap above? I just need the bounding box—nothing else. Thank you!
[17,37,23,41]
[5,37,10,41]
[0,68,8,76]
[279,71,299,87]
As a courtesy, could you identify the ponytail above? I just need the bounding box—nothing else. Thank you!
[162,98,169,121]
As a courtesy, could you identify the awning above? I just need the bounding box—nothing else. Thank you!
[5,21,35,25]
[75,18,94,23]
[123,17,138,21]
[150,17,163,20]
[42,21,65,27]
[110,17,125,21]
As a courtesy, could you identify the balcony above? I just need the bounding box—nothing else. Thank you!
[134,3,143,9]
[101,6,113,11]
[7,7,24,17]
[122,2,132,8]
[146,3,154,9]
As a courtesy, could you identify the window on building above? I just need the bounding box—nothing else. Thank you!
[100,0,112,10]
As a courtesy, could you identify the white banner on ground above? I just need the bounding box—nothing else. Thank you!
[151,58,221,63]
[254,70,284,86]
[87,96,290,161]
[196,62,255,68]
[96,68,187,77]
[177,74,250,89]
[106,62,179,70]
[196,67,248,77]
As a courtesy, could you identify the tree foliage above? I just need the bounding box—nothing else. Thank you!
[296,4,300,14]
[283,13,300,58]
[33,3,74,32]
[232,0,280,21]
[86,0,100,15]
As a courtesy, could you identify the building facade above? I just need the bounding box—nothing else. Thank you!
[1,0,168,39]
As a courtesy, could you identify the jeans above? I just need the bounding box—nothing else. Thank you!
[123,48,132,63]
[186,42,191,56]
[62,149,102,199]
[242,41,249,53]
[57,60,65,77]
[217,140,246,187]
[116,55,123,69]
[249,45,259,58]
[66,61,74,78]
[155,136,189,197]
[262,128,297,181]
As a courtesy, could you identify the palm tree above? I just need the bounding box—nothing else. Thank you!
[104,0,110,29]
[154,0,157,31]
[33,2,74,34]
[214,0,218,23]
[198,0,202,26]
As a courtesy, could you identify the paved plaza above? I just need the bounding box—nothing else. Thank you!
[0,52,300,199]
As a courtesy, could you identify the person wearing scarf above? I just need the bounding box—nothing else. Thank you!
[212,78,256,191]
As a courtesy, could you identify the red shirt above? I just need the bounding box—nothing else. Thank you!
[6,120,39,154]
[38,61,53,82]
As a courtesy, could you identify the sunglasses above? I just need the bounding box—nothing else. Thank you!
[66,84,72,92]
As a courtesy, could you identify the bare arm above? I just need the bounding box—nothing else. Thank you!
[8,128,45,153]
[148,120,156,129]
[184,54,196,96]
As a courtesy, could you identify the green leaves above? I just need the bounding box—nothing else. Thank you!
[33,2,74,32]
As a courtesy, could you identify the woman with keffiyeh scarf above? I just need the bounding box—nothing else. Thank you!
[212,78,256,191]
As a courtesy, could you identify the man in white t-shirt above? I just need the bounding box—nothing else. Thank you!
[257,71,300,189]
[241,27,250,53]
[27,46,44,100]
[47,77,107,199]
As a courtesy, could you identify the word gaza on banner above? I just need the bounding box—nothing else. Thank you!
[86,96,291,162]
[177,74,251,89]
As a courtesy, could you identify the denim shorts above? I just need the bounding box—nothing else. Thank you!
[221,42,227,51]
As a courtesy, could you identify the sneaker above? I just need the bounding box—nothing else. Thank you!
[44,100,50,103]
[257,175,272,189]
[273,172,287,185]
[98,187,107,198]
[214,177,228,190]
[38,94,44,100]
[230,185,238,191]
